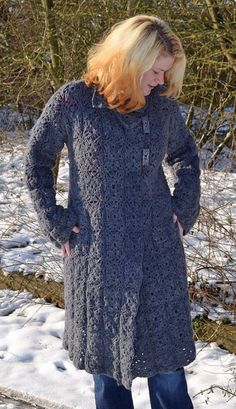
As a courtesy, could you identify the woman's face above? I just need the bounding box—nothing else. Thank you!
[140,54,175,96]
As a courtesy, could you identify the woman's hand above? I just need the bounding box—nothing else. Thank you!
[172,213,183,242]
[61,225,80,257]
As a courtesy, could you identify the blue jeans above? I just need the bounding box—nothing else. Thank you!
[93,367,193,409]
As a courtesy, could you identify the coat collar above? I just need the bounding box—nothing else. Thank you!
[91,87,108,109]
[91,84,167,110]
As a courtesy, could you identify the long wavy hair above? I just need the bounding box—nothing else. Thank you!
[82,15,186,113]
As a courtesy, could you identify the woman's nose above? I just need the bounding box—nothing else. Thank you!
[154,72,164,85]
[159,75,165,84]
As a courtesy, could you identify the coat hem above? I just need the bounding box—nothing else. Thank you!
[62,341,196,391]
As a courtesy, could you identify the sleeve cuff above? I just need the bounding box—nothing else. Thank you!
[171,196,199,236]
[38,206,78,248]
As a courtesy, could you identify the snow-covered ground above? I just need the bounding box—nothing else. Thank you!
[0,289,235,409]
[0,393,42,409]
[0,130,236,408]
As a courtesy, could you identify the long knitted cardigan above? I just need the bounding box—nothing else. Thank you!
[24,80,201,390]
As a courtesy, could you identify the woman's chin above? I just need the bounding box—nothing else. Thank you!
[143,88,151,96]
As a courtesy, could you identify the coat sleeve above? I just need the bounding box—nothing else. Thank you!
[24,84,77,248]
[164,100,201,236]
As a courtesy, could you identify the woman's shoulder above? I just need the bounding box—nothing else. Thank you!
[43,80,94,121]
[55,79,92,103]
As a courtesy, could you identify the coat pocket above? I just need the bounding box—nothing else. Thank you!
[71,225,90,243]
[68,221,91,253]
[152,219,176,249]
[152,207,186,250]
[172,219,184,244]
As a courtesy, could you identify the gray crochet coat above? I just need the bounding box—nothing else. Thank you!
[24,80,201,390]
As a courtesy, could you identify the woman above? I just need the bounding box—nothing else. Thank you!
[24,14,201,409]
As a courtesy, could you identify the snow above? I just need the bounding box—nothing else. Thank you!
[0,289,235,409]
[0,130,235,407]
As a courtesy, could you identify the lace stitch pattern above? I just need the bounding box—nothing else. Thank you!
[24,80,201,390]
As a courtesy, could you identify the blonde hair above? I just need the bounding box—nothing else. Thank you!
[82,15,186,113]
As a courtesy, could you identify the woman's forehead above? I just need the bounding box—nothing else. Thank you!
[152,55,175,71]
